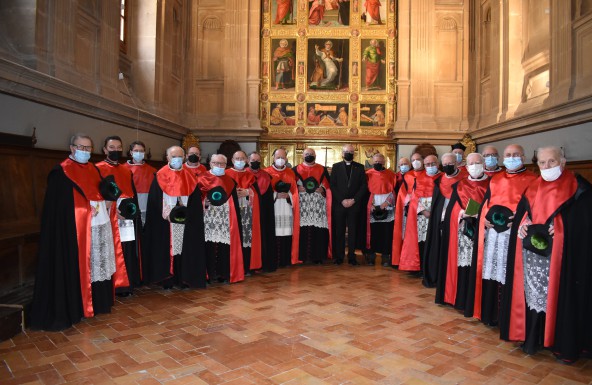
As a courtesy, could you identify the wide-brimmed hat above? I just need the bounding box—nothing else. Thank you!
[118,198,138,220]
[99,175,121,201]
[207,186,229,206]
[169,205,188,224]
[485,205,514,233]
[523,224,553,257]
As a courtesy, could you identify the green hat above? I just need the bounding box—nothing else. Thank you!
[99,175,122,201]
[303,177,319,194]
[207,186,229,206]
[118,198,138,220]
[485,205,514,233]
[523,224,553,257]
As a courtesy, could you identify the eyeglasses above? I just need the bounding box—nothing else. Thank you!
[211,161,227,167]
[72,144,92,151]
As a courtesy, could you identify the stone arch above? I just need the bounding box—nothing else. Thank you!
[201,16,224,79]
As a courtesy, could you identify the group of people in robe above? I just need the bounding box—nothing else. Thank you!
[30,134,591,363]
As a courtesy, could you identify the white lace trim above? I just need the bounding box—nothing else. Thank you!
[239,205,253,247]
[274,194,293,236]
[482,227,510,284]
[298,192,328,228]
[204,202,231,244]
[171,223,185,255]
[416,197,432,242]
[90,222,116,282]
[523,248,550,313]
[457,226,473,267]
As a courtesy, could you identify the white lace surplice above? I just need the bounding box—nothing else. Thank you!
[204,201,231,245]
[163,193,189,255]
[298,191,328,229]
[89,200,116,283]
[522,248,550,313]
[482,227,511,284]
[416,197,432,242]
[274,193,293,236]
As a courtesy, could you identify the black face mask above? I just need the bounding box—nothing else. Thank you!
[373,163,384,171]
[343,152,354,162]
[188,154,200,163]
[442,164,456,176]
[108,150,122,162]
[250,161,261,170]
[304,155,316,163]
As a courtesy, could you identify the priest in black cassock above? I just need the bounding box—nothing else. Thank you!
[30,134,117,330]
[501,146,592,362]
[142,145,206,289]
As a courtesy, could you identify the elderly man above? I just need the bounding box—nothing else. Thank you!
[466,144,537,324]
[227,150,262,275]
[330,144,368,265]
[423,152,468,287]
[365,153,397,266]
[501,146,592,361]
[183,146,207,177]
[95,135,140,297]
[124,140,156,226]
[30,134,118,330]
[142,145,206,289]
[247,152,277,272]
[265,148,300,267]
[395,157,411,196]
[451,142,467,169]
[198,154,244,284]
[293,148,332,264]
[435,153,490,309]
[397,154,442,274]
[482,145,503,176]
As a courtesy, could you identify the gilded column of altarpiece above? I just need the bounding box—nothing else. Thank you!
[259,0,397,169]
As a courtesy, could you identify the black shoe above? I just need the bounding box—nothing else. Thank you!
[348,259,359,266]
[381,255,391,267]
[334,259,343,265]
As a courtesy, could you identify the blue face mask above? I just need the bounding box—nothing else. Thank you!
[399,165,410,174]
[74,149,91,164]
[455,153,463,163]
[503,157,522,171]
[426,166,439,176]
[233,160,246,170]
[484,156,498,168]
[169,156,183,170]
[211,166,225,176]
[132,151,145,163]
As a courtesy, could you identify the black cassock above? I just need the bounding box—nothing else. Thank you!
[142,178,207,288]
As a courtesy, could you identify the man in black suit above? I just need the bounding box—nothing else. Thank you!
[330,144,368,265]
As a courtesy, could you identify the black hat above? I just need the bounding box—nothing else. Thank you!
[99,175,122,201]
[303,177,319,194]
[372,206,388,221]
[275,180,291,193]
[523,224,553,257]
[485,205,514,233]
[169,205,188,224]
[207,186,229,206]
[461,217,477,240]
[451,142,466,151]
[118,198,139,220]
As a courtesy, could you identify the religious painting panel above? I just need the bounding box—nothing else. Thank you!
[359,103,386,127]
[360,0,386,25]
[360,38,387,91]
[269,102,297,126]
[308,0,351,27]
[307,38,349,91]
[271,38,297,90]
[272,0,297,25]
[306,102,349,127]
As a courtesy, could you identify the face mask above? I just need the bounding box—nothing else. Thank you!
[250,161,261,170]
[74,149,91,164]
[426,166,439,176]
[211,166,225,176]
[187,154,199,163]
[484,156,498,168]
[399,165,410,174]
[540,165,562,182]
[373,163,384,171]
[304,155,316,163]
[467,164,484,179]
[108,150,122,162]
[343,152,354,162]
[132,151,144,163]
[169,156,183,170]
[442,164,456,176]
[503,156,523,171]
[275,158,286,167]
[455,153,463,163]
[233,160,246,170]
[412,159,422,170]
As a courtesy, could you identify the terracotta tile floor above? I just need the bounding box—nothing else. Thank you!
[1,262,591,384]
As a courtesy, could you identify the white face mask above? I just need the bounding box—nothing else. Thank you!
[540,165,562,182]
[275,158,286,167]
[411,159,422,170]
[467,164,484,179]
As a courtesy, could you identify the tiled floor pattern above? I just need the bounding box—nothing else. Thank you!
[1,263,591,384]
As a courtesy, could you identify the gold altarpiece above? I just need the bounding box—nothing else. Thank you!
[259,1,397,169]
